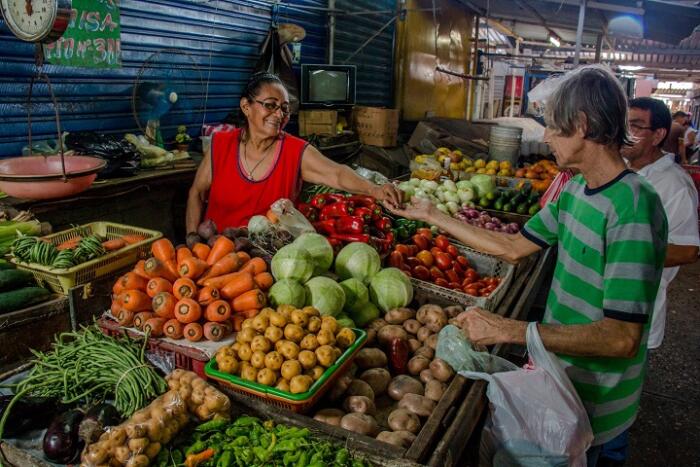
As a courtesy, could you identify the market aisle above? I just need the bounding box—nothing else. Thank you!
[629,260,700,467]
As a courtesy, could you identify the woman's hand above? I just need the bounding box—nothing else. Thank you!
[371,183,403,209]
[384,196,438,223]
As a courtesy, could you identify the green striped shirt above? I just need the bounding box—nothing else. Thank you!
[522,170,667,445]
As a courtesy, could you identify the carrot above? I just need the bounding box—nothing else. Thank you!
[163,319,184,339]
[220,272,255,300]
[152,292,177,319]
[110,300,121,315]
[192,243,211,261]
[200,272,244,290]
[112,275,127,296]
[206,236,235,266]
[120,272,149,292]
[116,308,135,327]
[197,286,220,306]
[183,322,204,342]
[165,258,180,279]
[102,238,126,251]
[266,209,279,224]
[203,322,227,342]
[240,257,267,275]
[179,257,209,280]
[133,260,150,279]
[151,238,176,262]
[143,317,166,337]
[232,314,245,332]
[122,234,147,245]
[253,272,274,291]
[205,300,231,322]
[236,251,251,264]
[175,298,202,324]
[173,277,197,300]
[146,277,172,298]
[197,253,240,284]
[144,257,178,282]
[232,289,266,312]
[133,311,155,330]
[177,246,194,266]
[239,308,260,319]
[119,289,152,312]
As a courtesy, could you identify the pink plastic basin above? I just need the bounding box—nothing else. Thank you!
[0,155,106,200]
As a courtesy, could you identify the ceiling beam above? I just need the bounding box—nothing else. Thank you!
[534,0,645,15]
[481,12,603,36]
[512,0,562,41]
[485,18,523,41]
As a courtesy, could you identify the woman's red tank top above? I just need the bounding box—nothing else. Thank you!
[205,128,307,228]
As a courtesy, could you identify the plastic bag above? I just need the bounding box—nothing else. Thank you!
[270,198,315,238]
[526,76,563,118]
[65,131,140,178]
[355,166,389,185]
[456,322,593,467]
[539,169,573,208]
[436,325,518,374]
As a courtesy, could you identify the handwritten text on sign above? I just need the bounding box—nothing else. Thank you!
[43,0,121,68]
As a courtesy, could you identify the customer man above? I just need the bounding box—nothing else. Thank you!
[389,65,667,466]
[662,111,689,162]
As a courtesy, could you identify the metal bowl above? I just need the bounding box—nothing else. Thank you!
[0,155,106,200]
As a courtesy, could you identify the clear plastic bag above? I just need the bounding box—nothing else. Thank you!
[526,76,563,118]
[452,322,593,467]
[436,325,518,374]
[270,198,315,238]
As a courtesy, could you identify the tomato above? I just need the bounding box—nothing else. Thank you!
[462,277,474,288]
[482,292,491,297]
[435,278,450,288]
[412,265,431,281]
[465,268,479,282]
[453,262,465,275]
[463,286,479,296]
[412,234,430,251]
[430,266,445,281]
[471,281,485,290]
[434,235,451,252]
[388,251,404,269]
[408,244,420,257]
[430,247,442,257]
[416,250,434,268]
[435,252,453,271]
[405,256,421,269]
[446,244,459,259]
[445,268,460,283]
[449,282,462,290]
[485,284,497,293]
[416,227,433,240]
[395,244,411,256]
[456,256,470,268]
[401,265,413,277]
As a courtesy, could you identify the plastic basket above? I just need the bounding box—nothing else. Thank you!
[411,245,515,311]
[11,222,162,295]
[206,328,367,413]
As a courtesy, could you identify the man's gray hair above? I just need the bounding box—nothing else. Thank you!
[545,65,632,149]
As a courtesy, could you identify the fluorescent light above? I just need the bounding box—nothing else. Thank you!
[619,65,644,71]
[548,34,561,47]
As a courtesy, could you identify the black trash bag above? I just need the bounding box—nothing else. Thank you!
[65,132,140,178]
[254,27,299,113]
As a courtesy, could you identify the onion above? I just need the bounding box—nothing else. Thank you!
[507,223,519,232]
[484,222,495,230]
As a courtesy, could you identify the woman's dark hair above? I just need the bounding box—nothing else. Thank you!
[629,97,672,147]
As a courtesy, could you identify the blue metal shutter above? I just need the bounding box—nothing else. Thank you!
[0,0,326,158]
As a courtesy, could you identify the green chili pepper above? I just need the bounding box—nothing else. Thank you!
[196,418,229,432]
[335,448,349,464]
[233,416,260,427]
[284,451,301,465]
[186,440,207,456]
[216,450,233,467]
[295,451,309,467]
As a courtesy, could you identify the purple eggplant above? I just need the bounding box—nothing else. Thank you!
[43,409,84,464]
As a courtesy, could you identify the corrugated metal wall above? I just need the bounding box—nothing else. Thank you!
[334,0,396,108]
[0,0,327,158]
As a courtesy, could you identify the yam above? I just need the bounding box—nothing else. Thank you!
[340,413,379,436]
[419,369,436,384]
[416,326,432,342]
[425,379,447,402]
[385,307,416,325]
[327,372,353,401]
[425,333,439,350]
[388,408,422,434]
[403,319,422,335]
[429,358,455,382]
[414,346,434,360]
[346,379,375,401]
[387,375,424,401]
[407,356,431,376]
[399,393,436,417]
[343,395,376,415]
[355,348,388,369]
[408,338,421,353]
[377,325,409,347]
[359,368,391,396]
[416,304,443,324]
[444,305,464,319]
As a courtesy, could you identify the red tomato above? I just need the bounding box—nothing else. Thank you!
[412,265,431,281]
[435,252,453,271]
[463,286,479,296]
[472,281,485,290]
[430,266,445,281]
[453,262,465,275]
[417,227,433,240]
[482,292,491,297]
[435,278,450,288]
[395,244,411,256]
[465,268,479,282]
[412,234,430,251]
[456,256,470,268]
[430,247,442,257]
[449,282,462,290]
[401,265,413,277]
[408,245,420,257]
[445,268,460,283]
[462,277,474,288]
[405,256,421,269]
[416,250,434,268]
[434,235,451,252]
[446,244,459,259]
[388,251,404,269]
[485,284,497,293]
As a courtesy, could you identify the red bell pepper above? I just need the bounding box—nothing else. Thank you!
[353,207,373,222]
[370,231,395,253]
[347,195,377,208]
[297,203,318,222]
[325,193,349,204]
[310,194,327,209]
[367,203,383,219]
[374,216,392,233]
[335,216,368,234]
[329,233,370,243]
[320,201,354,219]
[313,220,336,236]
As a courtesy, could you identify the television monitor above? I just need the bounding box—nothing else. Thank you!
[301,64,356,108]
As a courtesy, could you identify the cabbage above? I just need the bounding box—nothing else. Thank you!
[436,203,448,213]
[442,179,457,192]
[293,233,334,274]
[336,314,356,329]
[334,242,381,285]
[458,188,475,203]
[443,191,460,204]
[268,279,307,308]
[456,180,474,191]
[369,267,414,312]
[470,174,495,198]
[446,201,460,214]
[347,301,380,327]
[305,276,346,317]
[271,244,315,283]
[408,178,421,187]
[339,278,369,311]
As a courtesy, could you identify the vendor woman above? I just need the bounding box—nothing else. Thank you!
[186,72,401,232]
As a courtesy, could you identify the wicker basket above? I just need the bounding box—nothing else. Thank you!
[11,222,161,295]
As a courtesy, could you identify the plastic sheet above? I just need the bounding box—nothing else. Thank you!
[65,132,140,178]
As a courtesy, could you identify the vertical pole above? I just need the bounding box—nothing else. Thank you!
[509,38,520,117]
[488,58,495,120]
[467,15,479,121]
[328,0,336,64]
[574,0,586,66]
[594,33,602,63]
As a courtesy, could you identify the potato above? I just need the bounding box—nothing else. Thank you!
[284,324,305,343]
[264,326,283,343]
[416,326,432,342]
[250,335,272,353]
[385,307,416,325]
[416,304,443,324]
[277,304,296,319]
[425,334,439,350]
[302,306,320,317]
[240,362,257,381]
[399,393,436,417]
[315,345,336,367]
[258,307,274,318]
[367,318,388,332]
[359,368,391,396]
[429,359,454,382]
[377,325,409,346]
[444,305,464,319]
[291,309,310,327]
[425,379,447,402]
[321,316,339,333]
[268,310,287,328]
[264,351,284,371]
[414,346,434,360]
[237,327,256,344]
[250,350,266,369]
[336,328,356,349]
[366,329,377,346]
[355,348,388,369]
[256,368,277,386]
[252,314,270,333]
[242,318,255,329]
[340,413,379,436]
[376,430,416,448]
[237,343,252,361]
[424,308,448,333]
[298,350,317,369]
[313,408,345,426]
[290,374,313,394]
[408,338,421,353]
[275,378,290,392]
[230,342,241,354]
[280,360,302,380]
[388,408,422,434]
[279,341,300,360]
[346,379,375,400]
[407,356,431,376]
[403,319,422,335]
[316,329,336,346]
[343,395,376,415]
[306,365,324,380]
[387,375,424,401]
[327,372,353,401]
[307,316,322,333]
[419,369,436,384]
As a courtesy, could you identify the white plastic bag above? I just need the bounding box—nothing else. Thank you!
[460,322,593,467]
[270,198,315,238]
[526,76,563,118]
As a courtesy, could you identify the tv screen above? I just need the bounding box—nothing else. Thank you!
[301,64,356,108]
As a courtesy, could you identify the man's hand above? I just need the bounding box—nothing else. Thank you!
[371,183,403,209]
[384,196,438,223]
[453,308,521,346]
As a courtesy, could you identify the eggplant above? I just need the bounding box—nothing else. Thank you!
[43,409,84,464]
[0,395,61,438]
[78,403,121,444]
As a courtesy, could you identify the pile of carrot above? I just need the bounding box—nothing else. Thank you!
[110,236,273,343]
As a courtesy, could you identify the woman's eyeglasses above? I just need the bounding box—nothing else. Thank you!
[255,100,291,116]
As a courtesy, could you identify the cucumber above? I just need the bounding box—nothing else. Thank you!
[0,287,50,313]
[0,269,34,292]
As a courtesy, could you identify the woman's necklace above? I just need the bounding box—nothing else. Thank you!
[242,135,277,179]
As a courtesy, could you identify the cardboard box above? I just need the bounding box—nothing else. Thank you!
[299,110,338,137]
[354,106,399,147]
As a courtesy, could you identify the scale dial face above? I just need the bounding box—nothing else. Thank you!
[0,0,71,43]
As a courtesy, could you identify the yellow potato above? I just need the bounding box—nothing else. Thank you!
[277,304,296,320]
[315,345,336,367]
[237,343,252,361]
[268,311,287,328]
[264,351,284,371]
[290,375,313,394]
[284,324,305,343]
[276,378,291,392]
[307,316,322,333]
[306,365,325,381]
[237,327,257,344]
[242,318,255,329]
[252,314,270,333]
[251,336,272,353]
[281,360,302,380]
[316,329,336,346]
[258,307,274,318]
[298,350,317,370]
[336,328,356,349]
[300,334,319,351]
[302,306,320,317]
[250,351,266,369]
[320,316,338,334]
[290,309,310,328]
[279,341,300,360]
[240,362,257,381]
[264,326,283,343]
[256,368,277,386]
